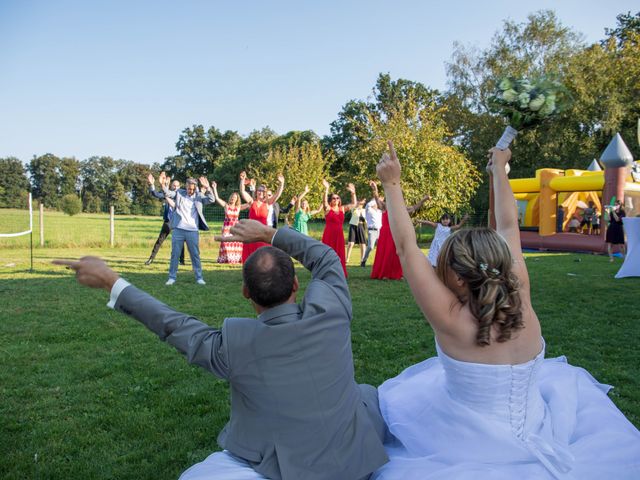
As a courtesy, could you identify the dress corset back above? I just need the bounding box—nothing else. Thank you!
[436,341,545,440]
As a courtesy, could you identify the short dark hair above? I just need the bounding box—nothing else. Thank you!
[243,247,295,308]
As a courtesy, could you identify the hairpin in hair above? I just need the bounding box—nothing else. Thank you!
[479,263,488,271]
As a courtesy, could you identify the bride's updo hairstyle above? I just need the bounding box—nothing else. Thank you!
[435,227,523,346]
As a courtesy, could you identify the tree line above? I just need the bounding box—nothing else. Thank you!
[1,10,637,220]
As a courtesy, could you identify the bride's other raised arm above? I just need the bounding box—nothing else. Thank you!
[377,141,461,334]
[486,147,530,298]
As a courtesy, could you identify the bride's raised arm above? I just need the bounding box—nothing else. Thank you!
[486,147,531,299]
[377,141,461,335]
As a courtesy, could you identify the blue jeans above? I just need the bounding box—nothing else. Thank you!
[169,228,203,281]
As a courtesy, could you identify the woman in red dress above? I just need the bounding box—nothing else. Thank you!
[369,181,430,280]
[321,179,357,278]
[239,171,285,263]
[211,182,251,264]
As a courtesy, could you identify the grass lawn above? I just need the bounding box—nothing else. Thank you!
[1,211,639,479]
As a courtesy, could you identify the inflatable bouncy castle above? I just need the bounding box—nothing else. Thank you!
[489,133,640,253]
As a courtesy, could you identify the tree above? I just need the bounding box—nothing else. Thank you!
[29,153,61,208]
[162,125,242,181]
[0,157,30,208]
[248,140,332,210]
[58,157,81,196]
[60,194,82,216]
[356,99,480,219]
[80,156,117,212]
[604,11,640,47]
[324,74,442,182]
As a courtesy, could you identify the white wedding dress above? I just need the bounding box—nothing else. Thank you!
[373,339,640,479]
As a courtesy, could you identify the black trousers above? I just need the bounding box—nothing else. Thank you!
[149,221,185,263]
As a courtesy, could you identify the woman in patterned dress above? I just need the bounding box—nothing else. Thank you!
[212,182,250,264]
[239,171,285,263]
[321,179,357,278]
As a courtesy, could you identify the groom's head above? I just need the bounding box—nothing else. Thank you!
[243,247,298,310]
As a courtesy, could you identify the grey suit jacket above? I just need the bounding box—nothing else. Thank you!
[161,187,215,231]
[113,227,388,480]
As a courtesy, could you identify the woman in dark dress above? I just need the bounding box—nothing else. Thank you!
[606,200,626,262]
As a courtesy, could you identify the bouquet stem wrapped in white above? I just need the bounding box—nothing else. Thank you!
[489,76,570,150]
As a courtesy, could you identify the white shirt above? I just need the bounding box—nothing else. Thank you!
[365,200,383,230]
[266,204,275,227]
[175,191,199,231]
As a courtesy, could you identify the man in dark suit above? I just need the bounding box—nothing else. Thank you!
[54,220,388,480]
[146,175,184,266]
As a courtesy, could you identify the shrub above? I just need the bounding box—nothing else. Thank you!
[60,194,82,216]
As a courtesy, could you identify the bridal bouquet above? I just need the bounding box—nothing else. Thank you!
[488,76,570,149]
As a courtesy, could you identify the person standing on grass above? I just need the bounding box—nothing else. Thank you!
[292,185,323,235]
[211,182,251,264]
[361,183,383,267]
[146,174,185,266]
[321,179,357,278]
[159,172,215,285]
[53,219,388,480]
[419,212,469,267]
[606,199,626,262]
[239,171,285,263]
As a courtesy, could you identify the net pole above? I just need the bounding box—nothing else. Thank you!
[29,193,34,272]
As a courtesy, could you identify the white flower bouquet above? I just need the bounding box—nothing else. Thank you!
[488,76,570,149]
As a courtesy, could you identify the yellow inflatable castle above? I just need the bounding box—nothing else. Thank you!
[489,133,640,253]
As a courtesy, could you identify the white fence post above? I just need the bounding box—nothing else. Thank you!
[110,206,115,247]
[39,203,44,247]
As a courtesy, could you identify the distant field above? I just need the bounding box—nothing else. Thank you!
[0,209,638,479]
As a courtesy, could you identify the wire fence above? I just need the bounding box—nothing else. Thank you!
[0,203,489,250]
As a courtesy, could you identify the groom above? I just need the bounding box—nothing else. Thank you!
[54,221,388,480]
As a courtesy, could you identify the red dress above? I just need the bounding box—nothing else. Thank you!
[322,209,348,277]
[242,201,269,263]
[371,211,403,280]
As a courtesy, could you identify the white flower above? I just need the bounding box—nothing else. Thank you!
[528,95,546,111]
[498,78,513,91]
[502,89,519,102]
[518,92,531,109]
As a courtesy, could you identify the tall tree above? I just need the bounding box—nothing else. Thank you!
[248,140,332,210]
[58,157,81,196]
[324,73,442,185]
[29,153,61,208]
[0,157,30,208]
[80,156,117,212]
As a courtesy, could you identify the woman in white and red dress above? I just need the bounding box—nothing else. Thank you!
[212,182,250,264]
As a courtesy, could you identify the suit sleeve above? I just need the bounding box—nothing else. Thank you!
[149,186,165,200]
[272,227,351,314]
[114,285,230,379]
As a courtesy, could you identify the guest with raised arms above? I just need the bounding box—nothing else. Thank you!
[321,179,357,277]
[211,181,251,264]
[369,180,430,280]
[157,172,215,285]
[239,171,284,263]
[371,142,640,479]
[292,185,323,236]
[419,212,469,267]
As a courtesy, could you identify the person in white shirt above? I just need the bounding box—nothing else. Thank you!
[361,185,384,267]
[158,173,215,285]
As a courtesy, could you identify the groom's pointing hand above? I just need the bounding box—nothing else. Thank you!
[53,256,120,291]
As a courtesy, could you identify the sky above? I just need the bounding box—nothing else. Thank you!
[0,0,637,165]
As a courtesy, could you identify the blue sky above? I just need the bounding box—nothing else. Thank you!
[0,1,636,165]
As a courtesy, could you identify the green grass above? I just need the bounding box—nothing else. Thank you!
[0,213,638,479]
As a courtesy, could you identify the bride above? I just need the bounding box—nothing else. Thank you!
[372,143,640,479]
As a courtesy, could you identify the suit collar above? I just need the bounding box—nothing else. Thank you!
[258,303,300,325]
